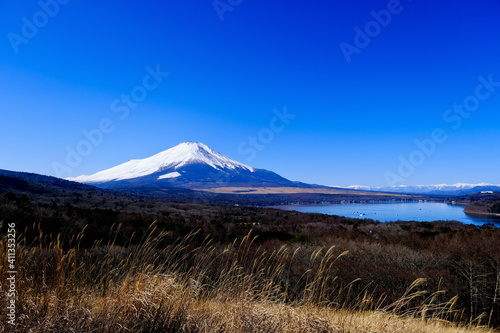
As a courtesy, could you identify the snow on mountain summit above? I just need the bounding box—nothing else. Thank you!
[66,142,254,183]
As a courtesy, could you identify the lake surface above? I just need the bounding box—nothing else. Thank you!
[271,201,500,226]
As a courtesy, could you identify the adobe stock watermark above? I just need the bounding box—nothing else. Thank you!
[384,74,499,186]
[238,105,295,162]
[7,0,71,54]
[5,223,17,326]
[213,0,242,21]
[52,65,169,178]
[339,0,407,64]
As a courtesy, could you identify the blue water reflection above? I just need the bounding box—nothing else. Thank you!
[272,201,500,226]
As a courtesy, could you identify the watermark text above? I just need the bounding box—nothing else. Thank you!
[6,223,17,326]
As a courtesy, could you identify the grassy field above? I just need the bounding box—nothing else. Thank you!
[196,186,411,196]
[1,222,496,333]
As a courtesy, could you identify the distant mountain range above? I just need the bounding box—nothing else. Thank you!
[67,142,315,190]
[334,183,500,196]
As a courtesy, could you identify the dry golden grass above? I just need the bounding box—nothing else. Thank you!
[0,222,495,333]
[196,186,411,196]
[13,276,493,333]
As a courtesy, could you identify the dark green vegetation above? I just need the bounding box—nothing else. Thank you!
[466,199,500,215]
[1,170,500,329]
[456,192,500,216]
[492,202,500,214]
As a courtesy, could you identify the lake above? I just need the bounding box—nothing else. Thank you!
[271,201,500,226]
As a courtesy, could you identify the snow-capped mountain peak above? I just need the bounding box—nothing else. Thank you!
[151,141,254,172]
[66,142,254,183]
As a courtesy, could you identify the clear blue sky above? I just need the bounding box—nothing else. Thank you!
[1,0,499,187]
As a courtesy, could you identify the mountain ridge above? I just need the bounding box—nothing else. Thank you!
[333,183,500,195]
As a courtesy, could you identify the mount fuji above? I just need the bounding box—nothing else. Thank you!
[67,142,309,190]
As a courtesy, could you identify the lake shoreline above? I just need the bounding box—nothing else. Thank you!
[464,210,500,217]
[269,201,500,226]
